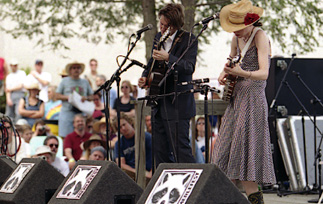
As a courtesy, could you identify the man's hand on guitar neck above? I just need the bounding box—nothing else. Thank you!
[138,77,148,89]
[152,49,169,62]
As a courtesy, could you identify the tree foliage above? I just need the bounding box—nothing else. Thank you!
[0,0,322,59]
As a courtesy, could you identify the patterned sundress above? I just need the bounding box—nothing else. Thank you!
[211,39,276,184]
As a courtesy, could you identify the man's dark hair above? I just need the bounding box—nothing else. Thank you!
[43,135,59,145]
[89,58,98,64]
[158,3,185,30]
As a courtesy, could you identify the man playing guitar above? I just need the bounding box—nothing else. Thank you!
[138,3,197,167]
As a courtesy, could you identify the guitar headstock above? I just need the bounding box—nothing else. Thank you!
[157,27,171,49]
[228,54,241,68]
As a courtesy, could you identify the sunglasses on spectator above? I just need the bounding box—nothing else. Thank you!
[49,144,58,148]
[121,86,129,89]
[71,66,81,69]
[197,122,205,125]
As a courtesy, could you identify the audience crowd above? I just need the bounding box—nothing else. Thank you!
[0,57,218,179]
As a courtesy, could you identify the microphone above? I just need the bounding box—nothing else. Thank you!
[128,58,147,69]
[194,13,219,26]
[292,71,301,77]
[136,24,153,36]
[181,78,209,85]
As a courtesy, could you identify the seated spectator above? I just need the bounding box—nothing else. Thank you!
[85,116,94,134]
[111,80,135,119]
[2,119,28,163]
[32,119,52,137]
[145,115,152,134]
[95,74,117,107]
[93,117,117,147]
[44,136,69,176]
[113,113,152,178]
[19,124,33,144]
[92,92,105,120]
[44,85,62,120]
[15,124,32,158]
[89,146,107,161]
[32,145,54,165]
[80,134,106,160]
[63,114,92,169]
[194,116,215,161]
[18,83,44,127]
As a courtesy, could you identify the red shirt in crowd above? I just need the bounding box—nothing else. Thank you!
[63,131,92,161]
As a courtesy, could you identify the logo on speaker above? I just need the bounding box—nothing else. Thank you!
[56,165,101,199]
[145,169,203,204]
[0,163,35,194]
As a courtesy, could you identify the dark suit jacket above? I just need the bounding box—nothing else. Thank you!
[142,30,198,120]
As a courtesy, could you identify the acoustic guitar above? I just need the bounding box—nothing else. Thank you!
[145,27,171,106]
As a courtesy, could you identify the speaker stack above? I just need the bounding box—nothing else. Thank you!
[138,163,249,204]
[48,160,143,204]
[0,156,17,187]
[0,158,64,204]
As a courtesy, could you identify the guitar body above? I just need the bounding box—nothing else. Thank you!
[147,62,166,96]
[222,55,241,102]
[222,74,238,102]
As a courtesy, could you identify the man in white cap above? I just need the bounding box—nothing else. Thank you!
[25,59,52,102]
[33,145,55,164]
[55,61,93,137]
[5,59,26,123]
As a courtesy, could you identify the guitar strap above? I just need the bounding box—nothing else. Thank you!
[239,27,260,61]
[168,29,185,54]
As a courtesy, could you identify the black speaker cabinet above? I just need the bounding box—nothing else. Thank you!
[48,160,143,204]
[266,57,323,116]
[0,156,17,187]
[266,57,323,184]
[0,158,64,204]
[138,163,249,204]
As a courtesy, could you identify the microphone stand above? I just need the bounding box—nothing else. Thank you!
[157,23,208,163]
[94,35,141,168]
[269,54,296,116]
[291,72,323,203]
[193,84,220,163]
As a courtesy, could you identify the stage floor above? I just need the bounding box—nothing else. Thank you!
[263,192,320,204]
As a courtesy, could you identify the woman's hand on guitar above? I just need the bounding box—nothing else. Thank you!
[218,71,228,85]
[224,63,242,77]
[138,77,148,89]
[152,49,169,61]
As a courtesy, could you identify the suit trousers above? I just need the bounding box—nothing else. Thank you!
[152,109,195,167]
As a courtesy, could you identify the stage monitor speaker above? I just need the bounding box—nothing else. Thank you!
[0,156,17,187]
[48,160,143,204]
[137,163,249,204]
[0,158,64,204]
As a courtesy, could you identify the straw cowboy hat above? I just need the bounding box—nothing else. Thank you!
[220,0,263,32]
[93,117,107,133]
[82,134,107,150]
[59,68,68,77]
[25,83,40,90]
[65,61,85,75]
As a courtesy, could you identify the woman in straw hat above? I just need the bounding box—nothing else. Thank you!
[18,83,44,127]
[211,0,275,203]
